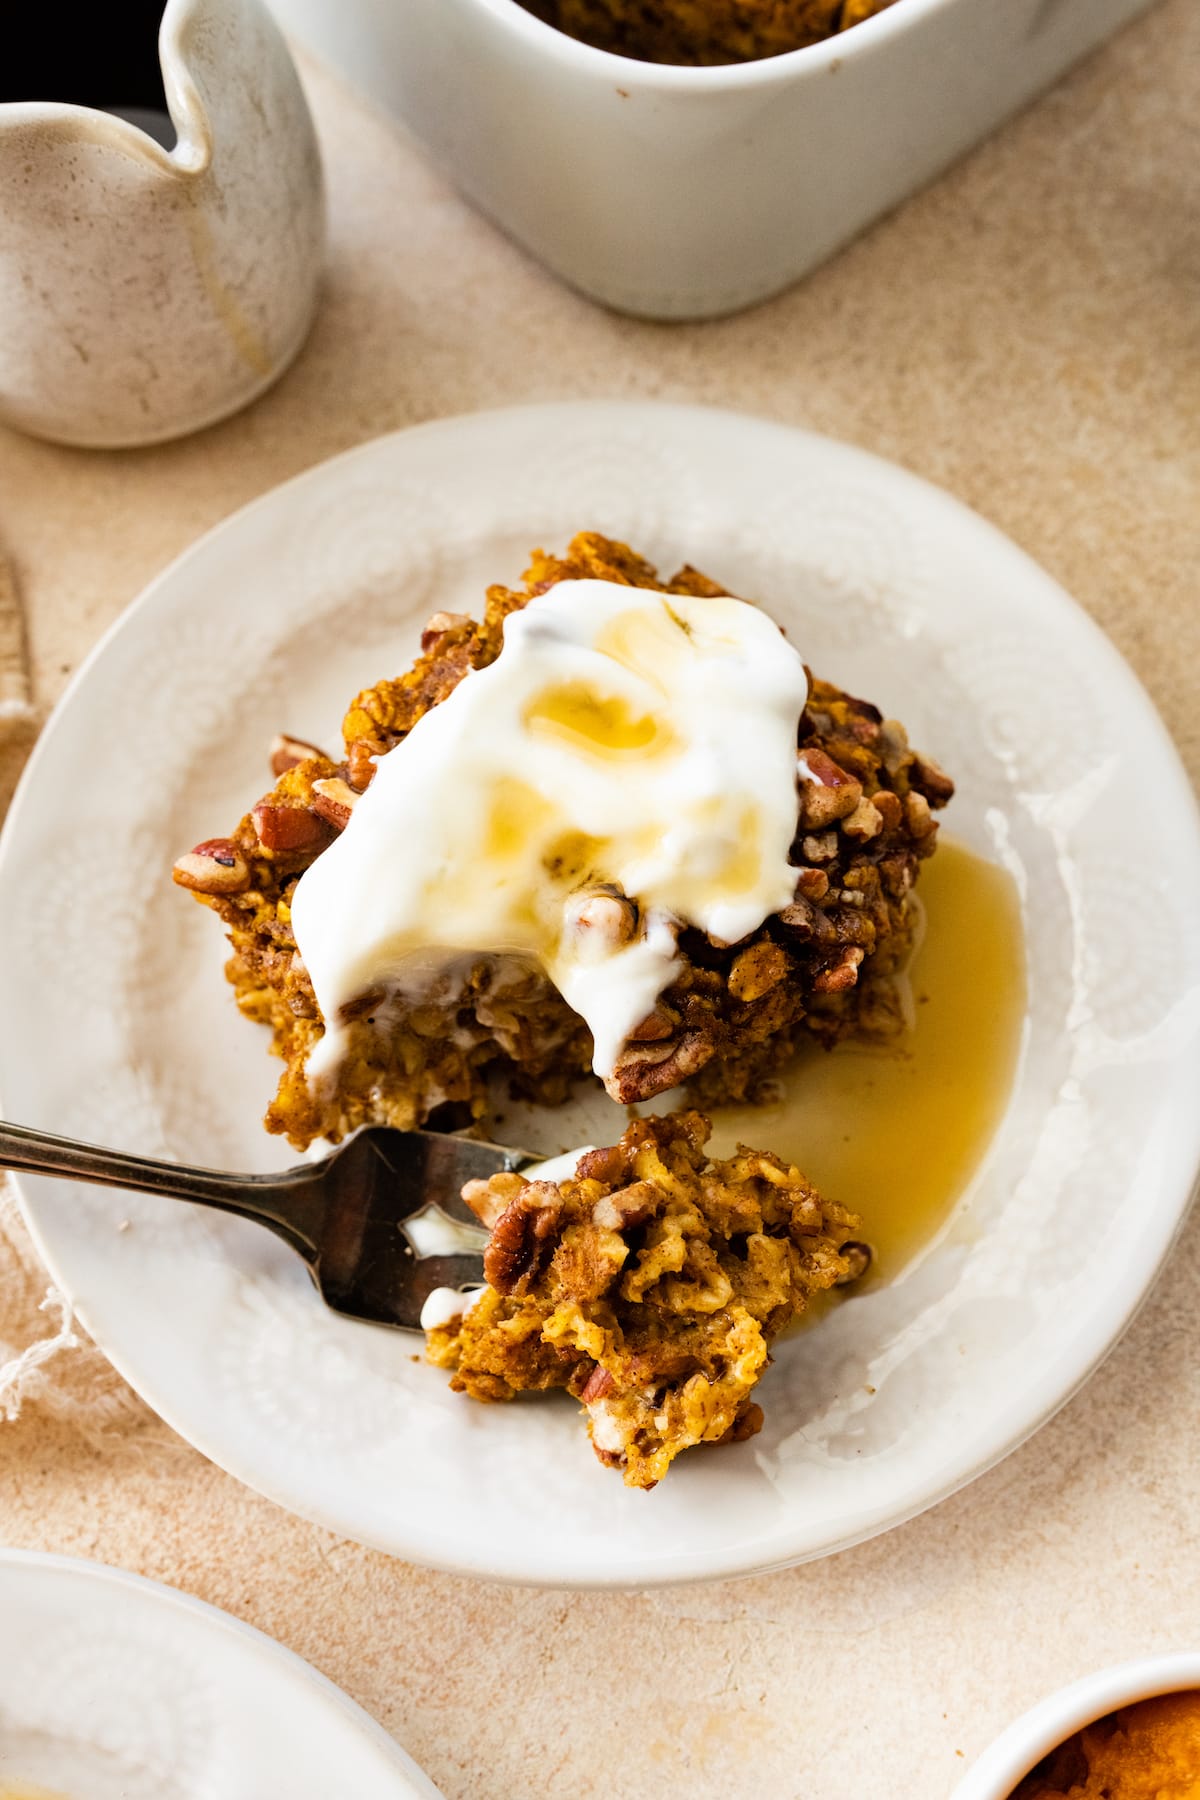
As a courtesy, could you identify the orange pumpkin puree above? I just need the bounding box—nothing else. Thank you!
[1013,1690,1200,1800]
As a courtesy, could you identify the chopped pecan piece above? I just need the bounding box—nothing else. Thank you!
[251,802,334,855]
[579,1364,616,1403]
[345,743,377,793]
[462,1170,527,1228]
[904,791,936,839]
[562,886,637,954]
[574,1144,632,1185]
[793,867,830,901]
[714,1402,764,1445]
[911,754,955,804]
[420,610,472,652]
[836,1241,873,1283]
[310,777,359,831]
[608,1030,711,1105]
[592,1180,659,1231]
[797,748,863,828]
[801,831,838,863]
[879,851,917,897]
[728,941,791,1003]
[778,897,816,937]
[269,733,327,778]
[812,946,865,994]
[878,718,910,775]
[338,986,385,1022]
[172,839,251,896]
[483,1183,565,1295]
[624,1007,676,1044]
[842,796,883,841]
[777,899,837,950]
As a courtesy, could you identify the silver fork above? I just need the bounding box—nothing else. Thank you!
[0,1122,533,1330]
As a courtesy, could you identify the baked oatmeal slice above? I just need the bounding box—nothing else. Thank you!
[424,1111,867,1489]
[520,0,898,66]
[173,532,953,1148]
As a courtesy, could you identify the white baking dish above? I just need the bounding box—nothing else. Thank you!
[269,0,1157,319]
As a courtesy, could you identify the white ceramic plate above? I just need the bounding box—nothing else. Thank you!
[0,1550,441,1798]
[2,402,1198,1588]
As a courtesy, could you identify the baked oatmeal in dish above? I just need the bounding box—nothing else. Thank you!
[422,1111,867,1488]
[520,0,899,66]
[173,532,953,1150]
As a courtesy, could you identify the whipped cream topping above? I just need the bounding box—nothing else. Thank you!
[418,1284,486,1333]
[291,579,808,1084]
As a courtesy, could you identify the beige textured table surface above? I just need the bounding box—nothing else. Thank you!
[2,7,1199,1796]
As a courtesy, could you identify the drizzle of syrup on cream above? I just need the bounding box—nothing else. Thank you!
[524,681,677,758]
[704,837,1026,1282]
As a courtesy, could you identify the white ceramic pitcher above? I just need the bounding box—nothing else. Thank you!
[0,0,324,447]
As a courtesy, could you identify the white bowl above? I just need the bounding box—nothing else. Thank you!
[953,1653,1200,1800]
[269,0,1154,319]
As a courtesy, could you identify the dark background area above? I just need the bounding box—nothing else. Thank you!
[0,0,168,111]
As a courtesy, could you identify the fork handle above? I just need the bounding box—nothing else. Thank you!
[0,1119,317,1214]
[0,1119,338,1272]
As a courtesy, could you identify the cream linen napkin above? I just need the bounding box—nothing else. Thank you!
[0,553,37,819]
[0,554,149,1433]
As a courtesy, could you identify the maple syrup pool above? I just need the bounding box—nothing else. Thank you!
[704,836,1027,1284]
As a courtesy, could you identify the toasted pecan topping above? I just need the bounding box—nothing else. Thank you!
[714,1402,764,1446]
[728,941,791,1003]
[904,791,936,839]
[310,777,359,831]
[842,795,884,841]
[797,748,863,828]
[592,1180,659,1231]
[345,744,377,794]
[462,1170,527,1228]
[608,1030,711,1105]
[793,867,830,901]
[812,946,865,994]
[338,987,386,1023]
[777,896,837,944]
[800,830,838,863]
[269,733,328,778]
[172,839,250,895]
[562,886,638,953]
[911,754,955,804]
[836,1241,873,1283]
[251,802,334,856]
[625,1006,676,1044]
[484,1183,565,1294]
[580,1365,616,1403]
[574,1144,632,1186]
[879,851,917,897]
[420,611,472,652]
